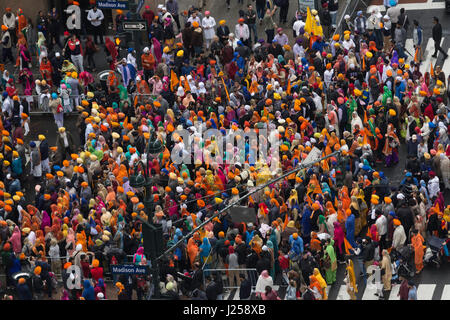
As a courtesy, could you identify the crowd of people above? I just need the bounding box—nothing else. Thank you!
[0,0,449,301]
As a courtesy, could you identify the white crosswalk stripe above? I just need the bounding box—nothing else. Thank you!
[417,284,436,300]
[230,281,447,300]
[233,289,240,300]
[368,2,445,13]
[361,283,379,300]
[441,48,450,80]
[441,285,450,300]
[336,284,351,300]
[388,284,401,300]
[405,39,415,62]
[422,38,443,76]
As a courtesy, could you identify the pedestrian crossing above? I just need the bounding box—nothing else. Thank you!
[402,37,450,81]
[222,283,450,300]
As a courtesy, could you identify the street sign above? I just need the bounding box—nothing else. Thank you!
[111,264,150,275]
[122,21,147,31]
[298,0,316,12]
[97,1,129,9]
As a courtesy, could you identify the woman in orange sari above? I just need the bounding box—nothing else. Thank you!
[17,32,27,49]
[39,56,53,87]
[309,275,323,299]
[411,230,425,273]
[107,71,119,94]
[382,123,400,167]
[136,77,150,104]
[186,238,199,268]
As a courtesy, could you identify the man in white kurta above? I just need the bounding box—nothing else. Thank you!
[202,11,216,50]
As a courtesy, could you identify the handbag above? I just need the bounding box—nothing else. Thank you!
[56,104,63,113]
[323,255,331,269]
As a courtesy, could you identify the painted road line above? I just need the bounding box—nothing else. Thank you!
[420,38,435,74]
[233,288,240,300]
[423,38,443,75]
[417,284,436,300]
[361,283,379,300]
[336,284,351,300]
[441,48,450,79]
[389,284,401,300]
[405,39,415,63]
[368,2,445,12]
[441,284,450,300]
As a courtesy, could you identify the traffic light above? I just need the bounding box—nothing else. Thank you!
[114,33,130,49]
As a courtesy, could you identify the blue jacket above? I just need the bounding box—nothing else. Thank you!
[17,283,33,300]
[289,235,304,255]
[82,280,96,300]
[395,81,406,100]
[12,157,23,176]
[345,214,356,247]
[301,208,311,237]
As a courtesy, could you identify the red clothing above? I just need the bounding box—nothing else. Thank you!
[399,280,409,300]
[142,10,155,29]
[424,103,434,120]
[81,261,91,278]
[278,255,289,271]
[90,266,104,283]
[94,285,106,300]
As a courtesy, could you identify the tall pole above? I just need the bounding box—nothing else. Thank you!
[127,0,143,70]
[157,150,342,261]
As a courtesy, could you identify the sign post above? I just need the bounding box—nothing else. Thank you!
[111,264,150,275]
[97,1,129,9]
[122,21,147,31]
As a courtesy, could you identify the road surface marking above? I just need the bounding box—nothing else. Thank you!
[362,283,380,300]
[388,284,401,300]
[422,38,443,76]
[369,2,445,12]
[441,48,450,79]
[441,285,450,300]
[336,284,351,300]
[417,284,436,300]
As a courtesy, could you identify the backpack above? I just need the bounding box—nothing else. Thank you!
[31,150,40,166]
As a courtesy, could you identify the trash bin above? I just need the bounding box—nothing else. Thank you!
[98,70,110,93]
[12,271,33,290]
[98,70,122,93]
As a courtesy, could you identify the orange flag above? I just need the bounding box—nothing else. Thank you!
[363,110,368,124]
[170,69,179,91]
[183,77,191,92]
[414,47,419,63]
[286,78,291,95]
[282,213,289,231]
[134,95,138,107]
[221,76,230,102]
[123,116,128,130]
[343,237,354,255]
[305,194,313,206]
[430,62,434,77]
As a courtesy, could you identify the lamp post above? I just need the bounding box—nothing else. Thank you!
[129,128,164,299]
